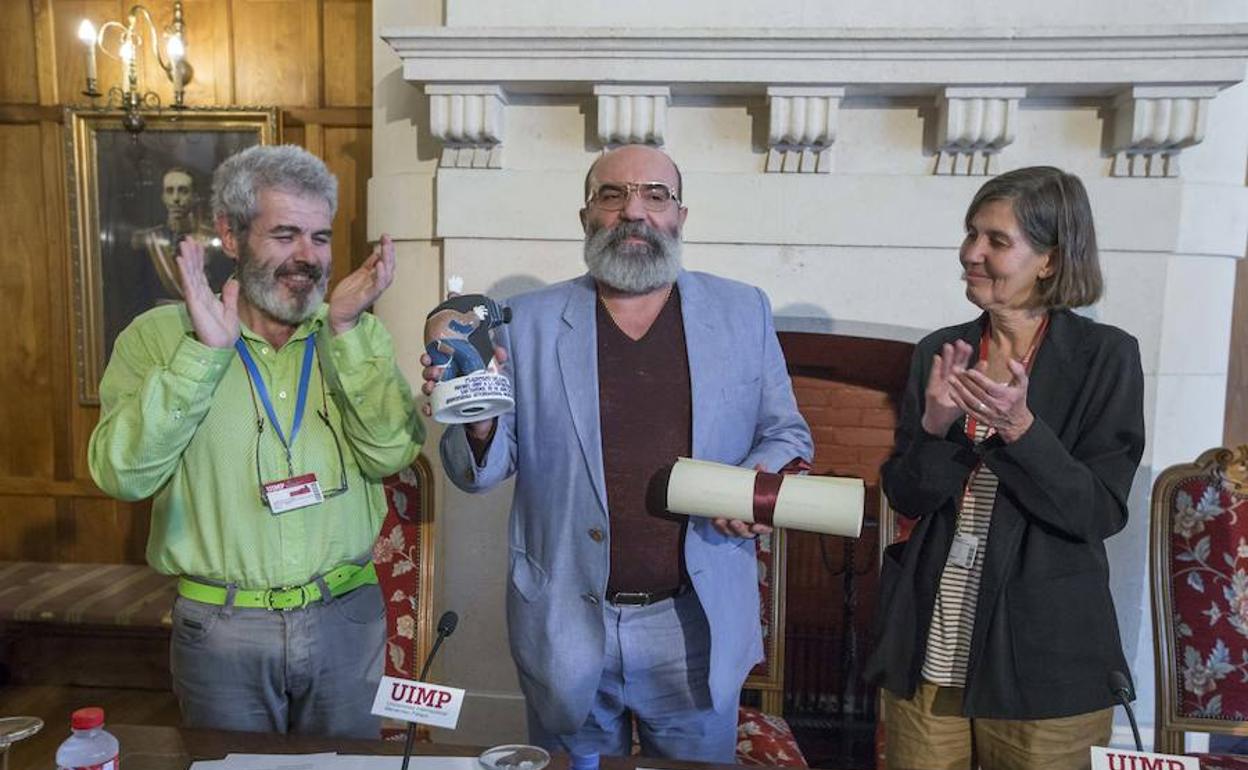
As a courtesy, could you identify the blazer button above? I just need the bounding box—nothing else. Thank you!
[583,593,599,606]
[588,528,604,543]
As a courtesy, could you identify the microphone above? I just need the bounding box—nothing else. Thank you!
[402,610,459,770]
[1108,670,1143,752]
[419,610,459,681]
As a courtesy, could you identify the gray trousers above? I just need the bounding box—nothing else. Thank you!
[170,583,385,739]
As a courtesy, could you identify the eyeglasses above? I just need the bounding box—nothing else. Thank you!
[246,348,349,507]
[586,182,681,212]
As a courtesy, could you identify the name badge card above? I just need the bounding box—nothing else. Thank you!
[371,675,466,729]
[263,474,323,514]
[1090,747,1198,770]
[947,532,979,569]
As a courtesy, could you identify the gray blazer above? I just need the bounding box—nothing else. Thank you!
[441,270,813,734]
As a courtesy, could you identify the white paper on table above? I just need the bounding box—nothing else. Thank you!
[338,756,482,770]
[192,755,481,770]
[666,457,864,537]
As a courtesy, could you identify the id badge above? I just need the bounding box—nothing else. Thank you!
[947,532,979,569]
[263,473,324,514]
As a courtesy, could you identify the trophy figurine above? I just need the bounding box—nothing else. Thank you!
[424,277,514,424]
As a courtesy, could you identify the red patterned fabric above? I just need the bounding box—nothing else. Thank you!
[1165,475,1248,720]
[751,534,776,680]
[375,465,431,743]
[736,706,807,766]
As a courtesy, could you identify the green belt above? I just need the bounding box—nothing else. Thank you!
[177,562,377,611]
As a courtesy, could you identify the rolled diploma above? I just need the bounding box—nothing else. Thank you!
[666,457,864,538]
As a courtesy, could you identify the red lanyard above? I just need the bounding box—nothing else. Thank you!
[964,313,1050,440]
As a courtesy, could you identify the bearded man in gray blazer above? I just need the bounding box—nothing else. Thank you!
[424,144,812,761]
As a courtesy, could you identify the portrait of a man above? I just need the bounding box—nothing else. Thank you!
[68,109,278,402]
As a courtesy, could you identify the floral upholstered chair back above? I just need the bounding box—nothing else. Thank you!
[1152,445,1248,759]
[375,455,436,741]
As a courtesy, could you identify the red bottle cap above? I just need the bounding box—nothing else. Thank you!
[71,707,104,730]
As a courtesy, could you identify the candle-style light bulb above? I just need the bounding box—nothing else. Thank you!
[76,19,96,44]
[119,39,135,64]
[78,19,98,95]
[167,34,185,106]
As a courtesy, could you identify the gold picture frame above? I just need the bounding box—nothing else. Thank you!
[66,107,280,403]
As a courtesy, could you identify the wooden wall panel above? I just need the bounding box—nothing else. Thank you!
[0,2,40,104]
[323,125,372,280]
[0,497,58,561]
[60,497,150,563]
[173,0,235,106]
[232,0,320,107]
[0,0,373,565]
[0,124,57,480]
[324,0,371,107]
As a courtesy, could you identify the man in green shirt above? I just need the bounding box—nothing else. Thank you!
[89,145,424,738]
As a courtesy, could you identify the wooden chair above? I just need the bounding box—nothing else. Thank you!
[1151,445,1248,764]
[737,529,808,766]
[375,455,437,742]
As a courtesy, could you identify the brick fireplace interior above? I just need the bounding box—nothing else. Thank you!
[777,331,914,768]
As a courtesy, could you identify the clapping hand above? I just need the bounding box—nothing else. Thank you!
[949,359,1034,443]
[921,340,973,437]
[176,236,239,349]
[327,234,397,335]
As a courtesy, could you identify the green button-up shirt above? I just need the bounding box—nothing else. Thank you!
[88,303,424,588]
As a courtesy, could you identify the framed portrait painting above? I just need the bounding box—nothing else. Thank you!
[66,107,280,403]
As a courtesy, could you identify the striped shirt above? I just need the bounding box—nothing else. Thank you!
[921,421,997,687]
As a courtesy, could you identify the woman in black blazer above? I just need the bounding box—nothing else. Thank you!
[865,167,1146,770]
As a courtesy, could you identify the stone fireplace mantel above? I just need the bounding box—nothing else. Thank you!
[384,24,1248,176]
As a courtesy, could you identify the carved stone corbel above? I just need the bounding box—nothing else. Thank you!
[425,84,507,168]
[593,85,670,147]
[765,86,844,173]
[1109,86,1216,178]
[934,87,1025,176]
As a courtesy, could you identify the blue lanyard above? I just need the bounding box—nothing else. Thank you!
[235,333,317,473]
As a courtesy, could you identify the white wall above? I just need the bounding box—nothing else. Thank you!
[373,0,1248,749]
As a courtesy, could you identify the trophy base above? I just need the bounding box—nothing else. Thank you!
[431,372,514,424]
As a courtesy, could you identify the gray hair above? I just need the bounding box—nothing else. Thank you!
[966,166,1103,309]
[211,144,338,234]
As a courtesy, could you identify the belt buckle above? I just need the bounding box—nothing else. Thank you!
[264,585,307,611]
[610,591,651,606]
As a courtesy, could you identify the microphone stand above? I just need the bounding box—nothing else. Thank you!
[401,611,458,770]
[1109,671,1143,752]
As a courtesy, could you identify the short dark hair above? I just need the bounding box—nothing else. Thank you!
[966,166,1103,309]
[583,147,683,204]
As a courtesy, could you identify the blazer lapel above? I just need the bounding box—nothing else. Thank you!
[677,272,722,459]
[973,309,1084,646]
[557,276,608,515]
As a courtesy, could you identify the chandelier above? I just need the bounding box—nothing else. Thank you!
[77,1,193,133]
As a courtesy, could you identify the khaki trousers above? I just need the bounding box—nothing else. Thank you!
[882,681,1113,770]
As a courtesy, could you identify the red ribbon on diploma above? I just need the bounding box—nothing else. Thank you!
[750,458,813,527]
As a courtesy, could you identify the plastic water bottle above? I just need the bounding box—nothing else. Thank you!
[55,707,119,770]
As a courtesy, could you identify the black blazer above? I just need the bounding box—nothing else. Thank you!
[864,309,1145,719]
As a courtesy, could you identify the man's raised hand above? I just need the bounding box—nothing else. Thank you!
[328,234,397,335]
[176,237,239,349]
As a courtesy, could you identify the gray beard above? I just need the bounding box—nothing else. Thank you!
[238,250,326,326]
[583,221,682,294]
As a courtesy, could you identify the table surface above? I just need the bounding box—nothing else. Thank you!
[109,725,753,770]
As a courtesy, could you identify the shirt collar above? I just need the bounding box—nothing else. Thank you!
[238,304,327,348]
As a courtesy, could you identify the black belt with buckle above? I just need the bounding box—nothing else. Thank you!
[606,584,688,606]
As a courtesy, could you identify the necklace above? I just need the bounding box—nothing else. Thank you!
[599,283,674,331]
